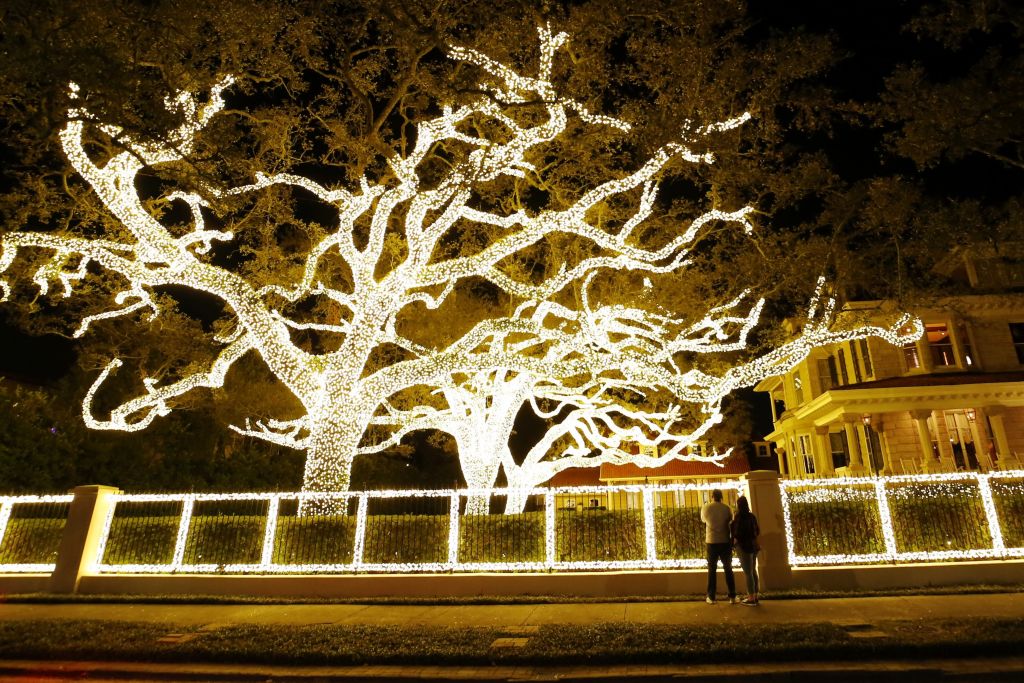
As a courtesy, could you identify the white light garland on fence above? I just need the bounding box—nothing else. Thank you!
[6,473,1024,577]
[780,470,1024,566]
[85,482,743,575]
[0,495,75,573]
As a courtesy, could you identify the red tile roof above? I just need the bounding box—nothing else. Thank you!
[544,456,750,487]
[545,467,603,487]
[601,455,750,481]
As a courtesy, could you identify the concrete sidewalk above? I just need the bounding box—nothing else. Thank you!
[2,593,1024,681]
[1,592,1022,627]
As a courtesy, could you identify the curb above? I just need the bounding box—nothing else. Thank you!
[3,657,1024,682]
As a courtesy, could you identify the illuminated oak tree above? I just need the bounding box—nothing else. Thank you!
[0,25,919,511]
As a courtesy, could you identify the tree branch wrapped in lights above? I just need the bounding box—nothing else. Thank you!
[0,26,922,514]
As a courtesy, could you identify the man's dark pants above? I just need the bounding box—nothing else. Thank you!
[706,542,736,600]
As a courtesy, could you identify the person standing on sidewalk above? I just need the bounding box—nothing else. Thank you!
[731,495,760,606]
[700,488,737,604]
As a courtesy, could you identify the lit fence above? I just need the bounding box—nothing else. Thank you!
[781,470,1024,565]
[0,495,73,573]
[89,482,740,574]
[3,472,1023,577]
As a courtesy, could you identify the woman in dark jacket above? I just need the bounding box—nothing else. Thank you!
[731,495,760,605]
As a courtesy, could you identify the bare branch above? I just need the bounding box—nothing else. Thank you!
[83,333,253,432]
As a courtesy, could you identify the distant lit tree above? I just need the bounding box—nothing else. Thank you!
[368,280,919,514]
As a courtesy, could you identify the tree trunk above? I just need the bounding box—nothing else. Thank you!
[503,486,533,515]
[297,416,362,516]
[463,459,501,516]
[502,466,539,515]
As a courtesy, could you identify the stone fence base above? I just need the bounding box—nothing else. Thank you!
[4,559,1012,599]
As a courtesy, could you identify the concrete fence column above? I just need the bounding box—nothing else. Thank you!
[744,470,792,590]
[49,485,120,594]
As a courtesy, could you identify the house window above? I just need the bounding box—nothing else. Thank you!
[793,374,804,404]
[903,342,921,370]
[829,431,849,470]
[901,322,921,370]
[799,434,814,475]
[958,322,975,367]
[756,443,770,459]
[1011,323,1024,364]
[859,338,873,377]
[927,323,955,367]
[941,410,979,471]
[818,357,839,392]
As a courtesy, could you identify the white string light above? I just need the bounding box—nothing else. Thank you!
[84,482,743,574]
[780,470,1024,566]
[0,495,74,574]
[4,472,1021,575]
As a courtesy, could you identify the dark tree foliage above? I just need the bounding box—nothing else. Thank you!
[0,0,1018,491]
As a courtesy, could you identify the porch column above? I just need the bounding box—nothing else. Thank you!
[873,415,896,475]
[911,409,942,473]
[967,407,995,471]
[814,426,835,476]
[987,407,1021,470]
[933,411,957,471]
[841,416,866,474]
[774,444,788,476]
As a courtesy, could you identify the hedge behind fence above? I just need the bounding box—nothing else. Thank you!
[887,481,992,553]
[786,486,886,557]
[991,478,1024,549]
[0,511,67,565]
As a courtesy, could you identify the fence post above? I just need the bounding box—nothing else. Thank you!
[744,471,792,590]
[49,484,120,594]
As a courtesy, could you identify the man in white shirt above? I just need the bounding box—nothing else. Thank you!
[700,488,737,604]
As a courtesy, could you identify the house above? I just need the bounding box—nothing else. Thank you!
[547,446,751,510]
[754,257,1024,477]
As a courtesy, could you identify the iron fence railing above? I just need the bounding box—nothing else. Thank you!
[94,482,742,574]
[781,470,1024,566]
[0,495,74,572]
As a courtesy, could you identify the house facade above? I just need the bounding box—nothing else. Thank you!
[755,292,1024,477]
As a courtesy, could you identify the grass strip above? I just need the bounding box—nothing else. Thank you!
[1,618,1024,666]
